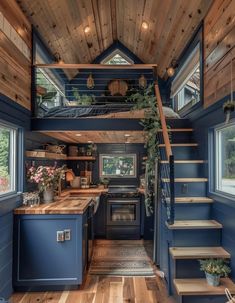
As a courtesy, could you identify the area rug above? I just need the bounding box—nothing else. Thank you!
[89,240,155,276]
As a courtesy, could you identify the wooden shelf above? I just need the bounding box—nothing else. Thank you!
[26,151,96,161]
[26,151,67,160]
[66,156,96,161]
[170,246,230,260]
[166,220,222,230]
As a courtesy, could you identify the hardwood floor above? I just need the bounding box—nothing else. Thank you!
[10,240,175,303]
[10,275,175,303]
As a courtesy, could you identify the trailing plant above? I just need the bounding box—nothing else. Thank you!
[128,83,161,215]
[72,87,95,105]
[199,259,231,277]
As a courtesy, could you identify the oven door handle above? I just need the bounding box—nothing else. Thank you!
[107,199,139,203]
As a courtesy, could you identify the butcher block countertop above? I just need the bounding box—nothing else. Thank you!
[61,187,108,197]
[14,196,93,215]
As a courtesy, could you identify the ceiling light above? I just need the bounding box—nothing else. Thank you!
[166,66,175,77]
[87,140,93,143]
[76,133,82,137]
[124,134,130,137]
[142,21,149,30]
[84,26,90,34]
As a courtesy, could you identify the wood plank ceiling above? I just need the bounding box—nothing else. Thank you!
[17,0,213,77]
[42,131,146,143]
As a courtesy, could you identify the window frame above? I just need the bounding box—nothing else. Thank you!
[211,120,235,199]
[101,49,134,65]
[0,121,18,198]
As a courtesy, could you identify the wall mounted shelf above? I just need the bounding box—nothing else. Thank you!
[26,151,96,161]
[66,156,96,161]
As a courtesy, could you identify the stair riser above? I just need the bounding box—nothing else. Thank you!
[166,119,192,128]
[172,229,221,247]
[160,146,198,160]
[162,182,207,197]
[175,260,207,279]
[174,204,211,220]
[161,163,206,178]
[159,132,194,144]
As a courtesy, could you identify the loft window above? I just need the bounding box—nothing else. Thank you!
[215,122,235,197]
[171,43,201,111]
[0,122,17,197]
[101,50,133,65]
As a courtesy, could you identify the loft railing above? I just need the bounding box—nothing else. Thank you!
[155,83,175,225]
[32,63,157,118]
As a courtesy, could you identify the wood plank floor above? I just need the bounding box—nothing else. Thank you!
[10,275,176,303]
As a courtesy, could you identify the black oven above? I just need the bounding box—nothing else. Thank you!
[106,197,140,239]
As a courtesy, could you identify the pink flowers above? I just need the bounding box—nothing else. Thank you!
[27,165,65,192]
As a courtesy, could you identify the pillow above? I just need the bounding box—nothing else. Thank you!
[162,106,180,118]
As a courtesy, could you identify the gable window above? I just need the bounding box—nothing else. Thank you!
[0,122,17,196]
[215,122,235,196]
[101,50,133,65]
[171,43,201,111]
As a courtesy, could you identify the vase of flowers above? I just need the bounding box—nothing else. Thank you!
[27,165,65,203]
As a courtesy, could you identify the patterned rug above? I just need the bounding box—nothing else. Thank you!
[89,240,155,276]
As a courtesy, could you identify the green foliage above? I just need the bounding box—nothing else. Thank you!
[0,129,9,169]
[128,84,161,214]
[72,88,95,105]
[199,259,231,277]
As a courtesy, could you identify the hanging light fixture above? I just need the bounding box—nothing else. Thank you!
[87,74,95,89]
[139,74,147,89]
[142,21,149,30]
[166,66,175,77]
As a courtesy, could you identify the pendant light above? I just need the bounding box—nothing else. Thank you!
[139,74,147,89]
[87,74,95,89]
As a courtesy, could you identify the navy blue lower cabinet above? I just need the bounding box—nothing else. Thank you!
[13,212,88,289]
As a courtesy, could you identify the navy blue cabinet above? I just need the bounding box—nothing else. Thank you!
[13,212,88,289]
[94,194,107,237]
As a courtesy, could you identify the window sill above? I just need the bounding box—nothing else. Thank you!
[0,192,22,203]
[209,191,235,207]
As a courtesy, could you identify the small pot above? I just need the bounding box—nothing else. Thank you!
[205,272,220,286]
[43,187,54,203]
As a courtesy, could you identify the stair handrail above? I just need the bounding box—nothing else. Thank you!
[154,83,172,160]
[154,82,175,225]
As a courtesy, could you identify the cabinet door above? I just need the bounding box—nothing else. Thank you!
[93,195,106,237]
[82,212,88,273]
[15,215,83,286]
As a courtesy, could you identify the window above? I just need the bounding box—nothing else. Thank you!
[0,123,17,196]
[171,43,201,111]
[100,154,136,178]
[101,49,133,65]
[215,123,235,196]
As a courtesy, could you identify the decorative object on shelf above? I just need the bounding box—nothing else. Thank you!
[45,144,66,154]
[199,259,231,286]
[65,169,75,182]
[87,73,95,89]
[68,145,78,157]
[128,83,162,215]
[138,74,147,89]
[72,87,94,105]
[22,191,40,206]
[27,165,65,203]
[108,79,128,96]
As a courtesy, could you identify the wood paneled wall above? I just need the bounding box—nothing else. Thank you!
[0,0,31,110]
[204,0,235,108]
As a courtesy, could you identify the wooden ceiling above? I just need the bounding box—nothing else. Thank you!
[17,0,212,77]
[41,131,146,143]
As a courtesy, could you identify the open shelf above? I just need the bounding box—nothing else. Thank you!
[66,156,96,161]
[26,151,96,161]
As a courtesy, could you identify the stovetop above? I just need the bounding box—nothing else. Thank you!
[107,185,139,198]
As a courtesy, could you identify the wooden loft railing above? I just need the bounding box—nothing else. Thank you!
[154,82,175,225]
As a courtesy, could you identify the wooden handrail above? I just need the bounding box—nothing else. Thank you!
[155,83,172,160]
[35,63,158,69]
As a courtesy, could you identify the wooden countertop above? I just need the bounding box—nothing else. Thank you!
[14,196,93,215]
[61,187,108,197]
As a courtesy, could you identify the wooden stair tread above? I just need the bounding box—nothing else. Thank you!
[157,128,193,132]
[169,247,230,259]
[174,278,235,296]
[162,178,208,182]
[166,220,222,230]
[160,160,206,164]
[172,197,213,203]
[159,143,198,147]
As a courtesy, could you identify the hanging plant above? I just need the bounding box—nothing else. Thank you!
[128,83,161,215]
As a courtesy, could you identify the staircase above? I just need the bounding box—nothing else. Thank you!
[159,119,235,303]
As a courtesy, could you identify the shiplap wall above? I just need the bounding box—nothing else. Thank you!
[204,0,235,108]
[0,0,31,110]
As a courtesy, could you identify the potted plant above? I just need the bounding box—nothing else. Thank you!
[27,165,65,203]
[100,177,110,188]
[199,259,231,286]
